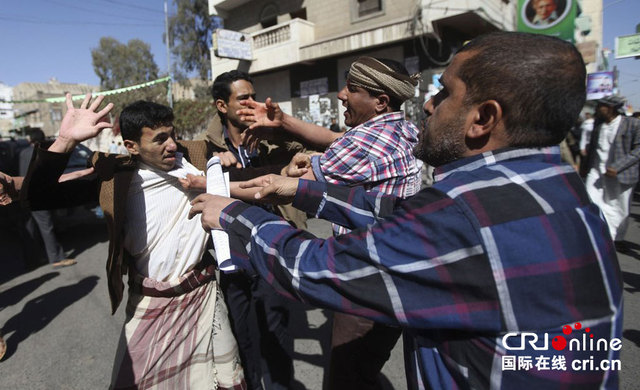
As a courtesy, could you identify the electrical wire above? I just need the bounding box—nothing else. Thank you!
[43,0,163,23]
[0,14,162,27]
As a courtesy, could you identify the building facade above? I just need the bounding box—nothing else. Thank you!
[0,82,14,135]
[209,0,516,127]
[575,0,604,74]
[12,78,99,137]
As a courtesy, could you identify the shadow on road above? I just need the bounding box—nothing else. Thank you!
[0,272,60,309]
[0,276,99,360]
[623,329,640,348]
[623,271,640,294]
[0,221,107,285]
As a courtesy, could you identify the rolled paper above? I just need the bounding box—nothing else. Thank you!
[206,156,236,272]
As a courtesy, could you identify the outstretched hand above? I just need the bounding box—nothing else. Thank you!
[179,173,207,192]
[284,153,312,178]
[238,97,283,130]
[188,193,237,231]
[238,174,299,204]
[238,97,285,153]
[0,171,21,206]
[52,93,114,153]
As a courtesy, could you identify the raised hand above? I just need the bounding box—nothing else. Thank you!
[238,174,299,204]
[51,93,114,153]
[237,97,284,131]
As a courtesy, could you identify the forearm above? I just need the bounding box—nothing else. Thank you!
[220,201,400,324]
[48,135,78,154]
[292,180,399,229]
[281,113,343,149]
[220,196,498,331]
[21,147,97,209]
[230,182,263,202]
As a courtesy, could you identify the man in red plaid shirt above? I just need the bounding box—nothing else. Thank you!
[237,57,422,390]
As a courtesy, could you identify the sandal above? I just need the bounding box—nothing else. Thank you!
[52,259,77,268]
[0,334,6,360]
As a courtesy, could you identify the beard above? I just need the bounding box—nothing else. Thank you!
[413,115,467,167]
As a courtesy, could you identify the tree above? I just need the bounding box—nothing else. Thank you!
[172,99,215,140]
[92,37,160,90]
[167,0,222,81]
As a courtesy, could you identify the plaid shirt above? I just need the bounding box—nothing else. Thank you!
[586,116,640,185]
[310,111,421,234]
[220,147,623,389]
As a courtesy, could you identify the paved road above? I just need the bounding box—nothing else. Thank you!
[1,197,639,389]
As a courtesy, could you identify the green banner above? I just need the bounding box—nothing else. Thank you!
[0,76,171,104]
[517,0,576,42]
[615,33,640,59]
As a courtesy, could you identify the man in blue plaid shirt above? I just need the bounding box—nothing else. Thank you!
[191,32,623,389]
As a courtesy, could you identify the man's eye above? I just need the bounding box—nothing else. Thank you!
[433,89,448,106]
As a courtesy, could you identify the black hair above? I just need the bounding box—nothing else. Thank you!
[28,127,45,143]
[119,101,174,142]
[211,70,253,103]
[456,32,586,147]
[211,70,253,124]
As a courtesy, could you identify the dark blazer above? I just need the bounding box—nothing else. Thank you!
[584,116,640,185]
[22,140,210,314]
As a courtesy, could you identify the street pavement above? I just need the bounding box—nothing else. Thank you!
[1,196,639,389]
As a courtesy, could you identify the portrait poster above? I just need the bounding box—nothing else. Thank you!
[517,0,576,42]
[586,72,615,101]
[291,92,339,128]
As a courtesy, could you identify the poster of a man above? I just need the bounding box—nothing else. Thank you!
[523,0,569,28]
[586,71,615,100]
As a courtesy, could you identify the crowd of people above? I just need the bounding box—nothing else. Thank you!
[0,31,635,389]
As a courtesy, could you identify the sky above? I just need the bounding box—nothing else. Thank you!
[0,0,639,109]
[0,0,171,87]
[602,0,640,110]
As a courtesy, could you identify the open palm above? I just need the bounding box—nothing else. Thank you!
[58,93,114,143]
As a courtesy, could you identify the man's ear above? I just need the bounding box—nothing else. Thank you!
[124,140,140,155]
[215,98,228,114]
[375,94,391,113]
[467,100,502,139]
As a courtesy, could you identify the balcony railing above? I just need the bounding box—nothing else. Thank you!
[211,18,315,77]
[253,23,292,49]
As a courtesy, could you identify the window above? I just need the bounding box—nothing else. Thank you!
[260,3,278,29]
[355,0,382,19]
[51,108,62,121]
[290,8,307,20]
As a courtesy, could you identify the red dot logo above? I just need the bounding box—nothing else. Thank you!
[562,325,572,335]
[575,322,582,330]
[552,336,567,350]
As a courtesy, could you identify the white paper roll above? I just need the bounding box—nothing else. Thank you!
[206,156,236,272]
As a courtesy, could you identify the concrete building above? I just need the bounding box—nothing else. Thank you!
[209,0,516,127]
[173,78,211,101]
[12,78,99,137]
[0,82,14,135]
[575,0,604,74]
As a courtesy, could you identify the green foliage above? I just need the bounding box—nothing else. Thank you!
[172,99,215,140]
[92,37,160,90]
[167,0,222,81]
[106,84,170,127]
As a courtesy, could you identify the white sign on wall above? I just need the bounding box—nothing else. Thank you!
[213,29,253,61]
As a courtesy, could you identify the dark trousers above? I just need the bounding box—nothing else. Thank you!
[26,210,65,264]
[328,313,402,390]
[5,204,44,269]
[220,271,293,390]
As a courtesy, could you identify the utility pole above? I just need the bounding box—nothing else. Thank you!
[164,0,173,108]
